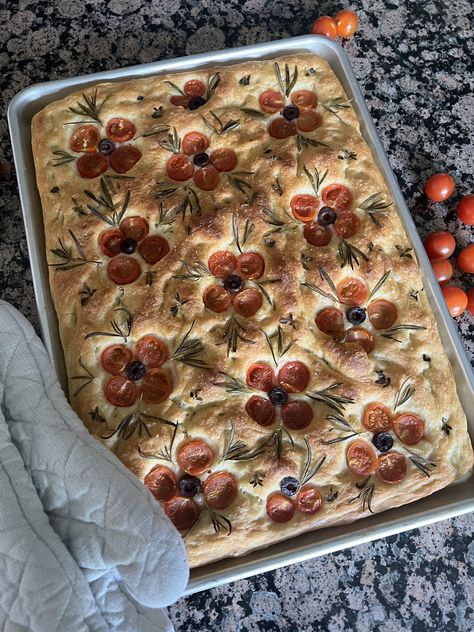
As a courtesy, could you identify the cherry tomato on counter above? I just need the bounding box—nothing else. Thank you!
[458,244,474,274]
[424,173,455,202]
[441,286,468,317]
[431,258,453,284]
[423,231,456,260]
[335,10,358,38]
[467,288,474,315]
[311,16,337,39]
[457,195,474,225]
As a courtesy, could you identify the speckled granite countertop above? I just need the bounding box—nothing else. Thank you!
[1,1,472,630]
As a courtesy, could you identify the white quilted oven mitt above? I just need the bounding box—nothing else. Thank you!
[0,300,188,632]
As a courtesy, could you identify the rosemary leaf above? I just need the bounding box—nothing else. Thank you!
[171,321,210,369]
[393,377,415,411]
[240,107,267,119]
[337,239,369,269]
[85,308,133,341]
[306,383,354,414]
[70,357,95,396]
[368,270,391,300]
[214,372,250,394]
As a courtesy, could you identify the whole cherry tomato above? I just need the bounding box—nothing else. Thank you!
[334,10,358,38]
[431,259,453,284]
[424,173,455,202]
[311,16,337,40]
[458,244,474,273]
[441,286,468,317]
[423,231,456,260]
[457,195,474,225]
[467,288,474,315]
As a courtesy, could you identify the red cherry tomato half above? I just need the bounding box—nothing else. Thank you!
[193,165,220,191]
[367,299,397,330]
[458,244,474,273]
[177,439,214,476]
[202,471,238,509]
[311,16,337,40]
[182,132,209,156]
[303,222,331,246]
[183,79,206,96]
[346,441,378,477]
[210,148,237,172]
[441,286,468,317]
[170,95,190,108]
[290,194,319,223]
[266,493,295,523]
[164,496,200,531]
[423,231,456,260]
[69,125,100,153]
[296,486,322,515]
[107,256,141,285]
[166,154,194,181]
[76,152,108,178]
[362,402,392,433]
[334,10,359,38]
[100,230,123,257]
[106,118,136,143]
[334,211,360,239]
[268,118,297,139]
[393,413,425,445]
[431,258,453,284]
[101,344,132,375]
[322,184,353,211]
[345,327,375,353]
[337,277,367,306]
[109,145,142,174]
[377,452,407,484]
[236,252,265,280]
[144,465,178,501]
[281,400,313,430]
[104,376,137,407]
[141,368,172,403]
[119,216,149,241]
[291,90,318,110]
[138,235,170,265]
[278,361,310,393]
[203,284,231,313]
[297,110,323,132]
[246,363,275,392]
[245,395,276,426]
[208,251,238,278]
[259,90,285,113]
[467,288,474,315]
[134,336,169,368]
[232,288,263,317]
[424,173,455,202]
[457,195,474,225]
[315,307,345,336]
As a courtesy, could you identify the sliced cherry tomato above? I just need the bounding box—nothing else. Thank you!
[245,395,276,426]
[377,452,407,484]
[120,216,149,241]
[363,403,392,433]
[134,336,168,368]
[297,110,323,132]
[290,194,319,222]
[106,118,135,143]
[311,16,337,39]
[76,152,107,178]
[441,286,468,317]
[100,230,123,257]
[281,400,313,430]
[467,288,474,315]
[266,493,295,523]
[303,222,331,246]
[208,251,237,278]
[334,211,360,238]
[141,368,172,403]
[393,413,424,445]
[101,344,132,375]
[107,256,141,285]
[259,89,285,113]
[109,145,142,174]
[316,307,345,336]
[367,300,397,330]
[457,195,474,225]
[177,439,214,476]
[345,327,374,353]
[182,132,209,156]
[104,375,137,407]
[337,277,367,306]
[70,125,100,153]
[246,363,275,391]
[164,496,200,531]
[232,288,262,317]
[346,440,378,477]
[144,465,178,501]
[296,486,322,514]
[166,154,194,181]
[458,244,474,273]
[138,235,170,265]
[278,361,310,393]
[423,231,456,260]
[424,173,455,202]
[203,284,231,313]
[334,9,358,38]
[322,184,353,211]
[268,118,297,139]
[210,148,237,172]
[193,165,220,191]
[236,252,265,280]
[431,259,453,284]
[170,95,190,108]
[291,90,318,110]
[202,471,238,509]
[184,79,206,96]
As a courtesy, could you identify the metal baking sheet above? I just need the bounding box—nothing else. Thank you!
[8,35,474,596]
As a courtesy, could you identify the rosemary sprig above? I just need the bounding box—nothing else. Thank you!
[170,292,189,317]
[202,111,240,135]
[239,75,251,86]
[306,383,354,414]
[210,511,232,536]
[86,178,131,227]
[441,417,452,436]
[89,406,105,423]
[206,73,220,100]
[84,307,133,342]
[300,281,337,303]
[338,149,357,160]
[49,230,100,271]
[260,205,297,238]
[318,265,339,296]
[79,285,96,306]
[52,150,75,166]
[165,80,185,95]
[213,372,250,394]
[358,193,392,228]
[272,177,283,196]
[173,259,210,282]
[352,477,375,513]
[322,430,360,445]
[218,314,255,355]
[337,238,368,269]
[71,357,95,396]
[381,324,427,342]
[157,202,177,229]
[301,438,326,485]
[227,172,254,194]
[368,270,391,300]
[170,321,209,369]
[255,279,281,308]
[393,377,415,411]
[138,124,170,139]
[279,313,296,328]
[261,325,297,367]
[232,214,255,253]
[249,471,265,487]
[405,448,437,477]
[395,244,413,259]
[68,89,109,124]
[325,413,353,430]
[221,420,248,461]
[304,165,328,195]
[321,97,352,125]
[296,133,328,152]
[375,370,391,387]
[159,127,181,154]
[137,423,177,463]
[102,409,177,441]
[240,107,267,119]
[274,62,298,97]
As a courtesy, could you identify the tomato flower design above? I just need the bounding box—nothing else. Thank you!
[266,484,322,523]
[244,361,313,430]
[168,73,220,110]
[259,87,322,139]
[202,249,266,317]
[101,335,173,408]
[144,438,238,532]
[68,118,142,179]
[99,216,170,285]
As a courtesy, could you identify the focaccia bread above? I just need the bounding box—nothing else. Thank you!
[31,53,473,568]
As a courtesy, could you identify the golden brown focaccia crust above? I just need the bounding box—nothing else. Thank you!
[31,53,473,568]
